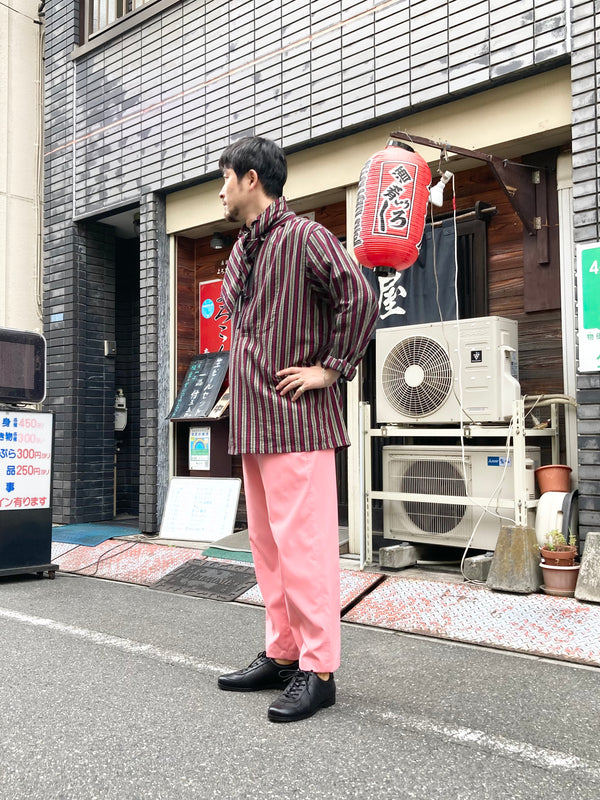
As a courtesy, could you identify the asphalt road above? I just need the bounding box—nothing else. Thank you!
[0,571,599,800]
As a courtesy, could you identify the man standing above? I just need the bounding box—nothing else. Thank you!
[217,137,377,722]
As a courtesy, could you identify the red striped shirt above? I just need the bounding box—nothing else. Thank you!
[221,198,378,454]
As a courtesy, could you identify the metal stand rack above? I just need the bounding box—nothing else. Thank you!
[359,398,561,568]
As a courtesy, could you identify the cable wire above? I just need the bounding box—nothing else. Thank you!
[60,541,138,577]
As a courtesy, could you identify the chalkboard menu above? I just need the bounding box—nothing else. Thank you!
[168,353,229,420]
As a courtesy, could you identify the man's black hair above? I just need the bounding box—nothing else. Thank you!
[219,136,287,199]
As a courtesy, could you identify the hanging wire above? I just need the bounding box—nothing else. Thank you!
[437,144,449,176]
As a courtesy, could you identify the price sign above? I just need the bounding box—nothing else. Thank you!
[158,477,241,542]
[0,411,53,511]
[577,243,600,373]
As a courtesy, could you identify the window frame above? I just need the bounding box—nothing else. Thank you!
[76,0,181,57]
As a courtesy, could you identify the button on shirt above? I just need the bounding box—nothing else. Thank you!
[221,198,378,455]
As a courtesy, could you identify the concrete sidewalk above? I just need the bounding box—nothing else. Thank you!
[49,532,600,670]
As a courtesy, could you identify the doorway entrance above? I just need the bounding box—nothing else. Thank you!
[114,236,140,519]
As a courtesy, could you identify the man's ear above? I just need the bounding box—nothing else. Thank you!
[246,169,259,189]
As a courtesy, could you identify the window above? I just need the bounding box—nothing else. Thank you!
[77,0,181,52]
[83,0,156,38]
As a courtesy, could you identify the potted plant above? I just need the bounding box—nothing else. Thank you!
[540,529,577,566]
[539,529,580,597]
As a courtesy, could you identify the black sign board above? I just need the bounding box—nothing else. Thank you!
[168,353,229,420]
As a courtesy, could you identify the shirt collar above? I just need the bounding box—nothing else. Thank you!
[243,197,289,243]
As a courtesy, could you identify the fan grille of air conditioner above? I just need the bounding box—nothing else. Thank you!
[381,335,453,418]
[388,455,471,536]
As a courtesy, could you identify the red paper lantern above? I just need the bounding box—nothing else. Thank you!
[354,140,432,271]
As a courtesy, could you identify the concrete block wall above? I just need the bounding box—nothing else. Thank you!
[571,0,600,540]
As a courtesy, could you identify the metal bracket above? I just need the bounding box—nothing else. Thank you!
[390,131,549,265]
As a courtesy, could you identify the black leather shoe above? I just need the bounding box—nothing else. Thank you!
[218,652,299,692]
[267,670,336,722]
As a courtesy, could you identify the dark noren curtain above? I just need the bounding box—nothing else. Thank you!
[364,218,458,328]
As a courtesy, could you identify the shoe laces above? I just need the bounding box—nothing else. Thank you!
[253,651,268,664]
[236,651,267,674]
[244,652,296,679]
[282,670,310,700]
[243,651,268,672]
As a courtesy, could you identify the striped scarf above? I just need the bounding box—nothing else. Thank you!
[221,197,295,315]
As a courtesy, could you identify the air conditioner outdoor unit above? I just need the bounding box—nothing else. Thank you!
[376,316,520,425]
[382,445,541,550]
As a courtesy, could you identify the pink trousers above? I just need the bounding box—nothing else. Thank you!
[242,450,341,673]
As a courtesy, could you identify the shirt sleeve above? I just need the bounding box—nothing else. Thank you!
[305,224,378,381]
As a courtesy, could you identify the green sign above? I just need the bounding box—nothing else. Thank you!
[577,243,600,372]
[581,246,600,329]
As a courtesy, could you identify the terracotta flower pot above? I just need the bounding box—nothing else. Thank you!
[540,563,580,597]
[535,464,572,494]
[540,545,577,567]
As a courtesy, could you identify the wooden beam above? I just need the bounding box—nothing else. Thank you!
[389,131,549,262]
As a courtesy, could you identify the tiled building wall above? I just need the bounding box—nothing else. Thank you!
[571,0,600,539]
[44,0,574,527]
[115,238,141,517]
[46,218,117,523]
[44,3,119,523]
[67,0,570,219]
[138,193,170,530]
[76,222,117,521]
[44,0,81,523]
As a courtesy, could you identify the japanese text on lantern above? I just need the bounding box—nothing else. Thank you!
[0,412,52,510]
[375,162,417,237]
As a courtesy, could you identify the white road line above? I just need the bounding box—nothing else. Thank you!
[355,707,600,779]
[0,605,230,676]
[3,604,600,780]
